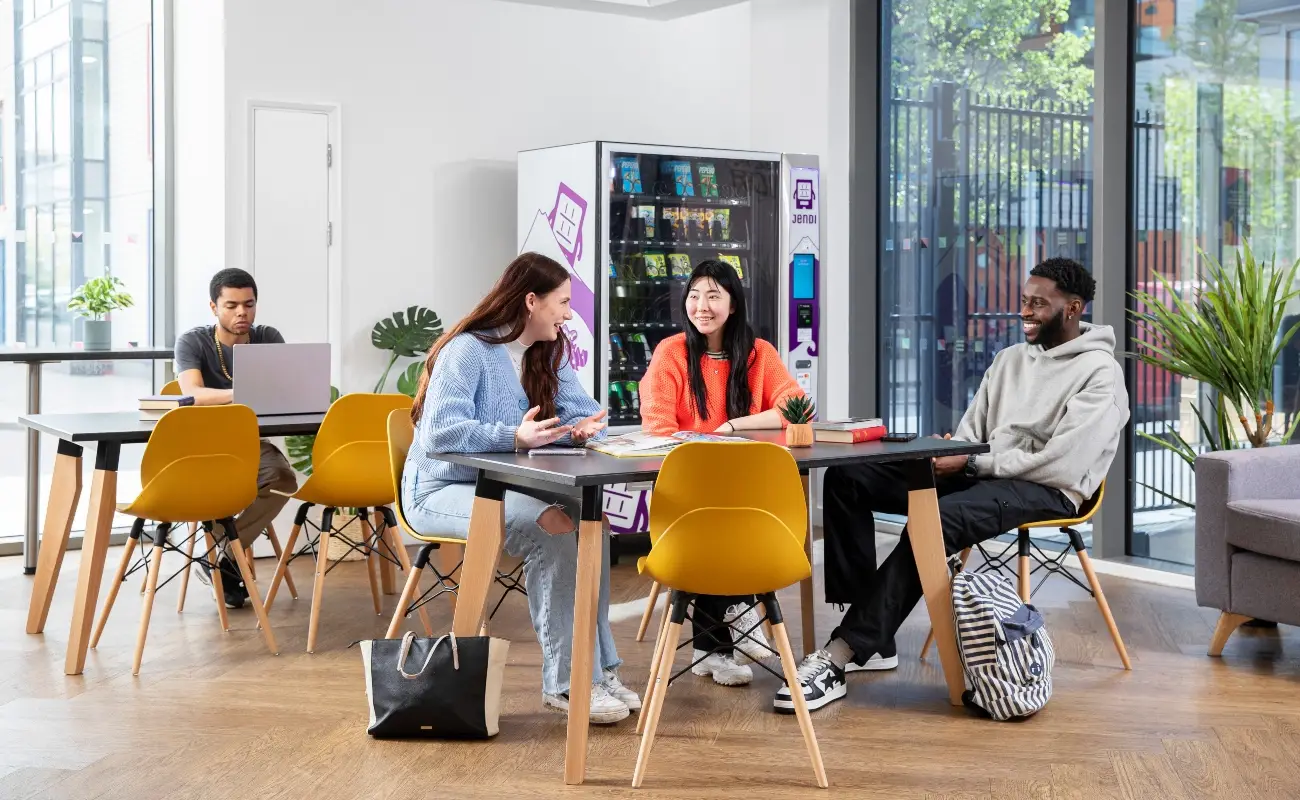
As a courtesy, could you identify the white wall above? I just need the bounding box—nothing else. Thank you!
[218,0,754,393]
[172,0,227,334]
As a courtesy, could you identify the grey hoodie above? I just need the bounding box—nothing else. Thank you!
[953,323,1129,510]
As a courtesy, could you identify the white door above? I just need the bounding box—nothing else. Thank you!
[249,107,331,344]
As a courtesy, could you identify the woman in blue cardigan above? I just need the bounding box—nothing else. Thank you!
[402,252,638,725]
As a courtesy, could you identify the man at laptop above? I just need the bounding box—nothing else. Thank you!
[174,267,299,609]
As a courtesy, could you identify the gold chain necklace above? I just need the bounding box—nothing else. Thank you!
[214,327,234,382]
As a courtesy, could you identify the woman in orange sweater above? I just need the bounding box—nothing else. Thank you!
[639,259,804,686]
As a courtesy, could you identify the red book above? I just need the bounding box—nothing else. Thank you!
[814,425,887,444]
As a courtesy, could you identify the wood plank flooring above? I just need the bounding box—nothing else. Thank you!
[2,537,1300,799]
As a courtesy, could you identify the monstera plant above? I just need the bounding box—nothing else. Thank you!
[287,306,443,476]
[1128,240,1300,507]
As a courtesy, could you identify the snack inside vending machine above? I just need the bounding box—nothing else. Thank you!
[517,142,822,544]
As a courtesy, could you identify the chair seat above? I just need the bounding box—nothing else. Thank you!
[1227,499,1300,563]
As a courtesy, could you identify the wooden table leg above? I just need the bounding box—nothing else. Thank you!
[65,442,121,676]
[450,473,505,637]
[564,485,603,786]
[799,471,817,656]
[903,460,964,706]
[26,440,84,634]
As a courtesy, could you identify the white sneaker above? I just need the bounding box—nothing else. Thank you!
[773,649,846,713]
[543,684,630,724]
[602,668,642,711]
[691,649,753,686]
[724,603,772,663]
[844,642,899,673]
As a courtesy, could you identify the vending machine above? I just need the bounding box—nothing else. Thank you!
[518,142,822,536]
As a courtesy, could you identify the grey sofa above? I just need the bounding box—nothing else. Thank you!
[1196,444,1300,655]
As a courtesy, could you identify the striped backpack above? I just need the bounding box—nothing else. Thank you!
[951,570,1055,721]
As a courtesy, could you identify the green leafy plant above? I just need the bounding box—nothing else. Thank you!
[779,395,816,425]
[371,306,443,393]
[1128,240,1300,506]
[67,275,134,320]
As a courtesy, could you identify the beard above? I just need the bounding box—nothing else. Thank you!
[1033,307,1067,349]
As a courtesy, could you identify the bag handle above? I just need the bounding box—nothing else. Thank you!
[397,631,460,680]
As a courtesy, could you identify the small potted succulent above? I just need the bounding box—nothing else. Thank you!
[67,275,134,351]
[780,395,816,448]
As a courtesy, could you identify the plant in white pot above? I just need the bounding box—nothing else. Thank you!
[67,275,134,351]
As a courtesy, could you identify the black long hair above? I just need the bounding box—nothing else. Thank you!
[682,259,755,423]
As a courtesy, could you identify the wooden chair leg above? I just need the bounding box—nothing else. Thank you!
[377,510,396,595]
[228,533,279,656]
[361,509,383,616]
[632,617,683,788]
[203,526,230,633]
[1074,548,1132,669]
[265,523,298,600]
[1017,531,1032,603]
[922,547,970,659]
[386,531,434,636]
[771,615,829,788]
[1209,611,1251,657]
[264,520,303,614]
[175,522,198,613]
[635,581,662,643]
[91,522,143,649]
[386,543,430,639]
[637,598,673,737]
[438,542,462,620]
[131,529,168,675]
[307,513,334,653]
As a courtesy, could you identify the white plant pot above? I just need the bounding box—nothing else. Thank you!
[83,320,111,351]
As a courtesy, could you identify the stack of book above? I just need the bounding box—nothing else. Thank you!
[812,417,887,444]
[139,394,194,422]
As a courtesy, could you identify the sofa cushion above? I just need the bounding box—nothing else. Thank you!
[1226,499,1300,562]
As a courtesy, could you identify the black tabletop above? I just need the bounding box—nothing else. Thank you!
[18,411,326,444]
[0,346,174,363]
[435,431,989,487]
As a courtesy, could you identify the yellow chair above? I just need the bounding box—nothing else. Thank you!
[921,480,1131,669]
[93,404,277,674]
[263,393,416,653]
[632,441,827,790]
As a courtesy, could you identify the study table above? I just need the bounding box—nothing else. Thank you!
[17,410,326,676]
[434,431,988,785]
[1,345,175,574]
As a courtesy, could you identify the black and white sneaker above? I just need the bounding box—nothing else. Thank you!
[773,650,846,714]
[193,556,247,609]
[844,640,899,673]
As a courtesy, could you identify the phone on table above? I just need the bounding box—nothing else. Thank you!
[527,446,588,457]
[882,433,918,442]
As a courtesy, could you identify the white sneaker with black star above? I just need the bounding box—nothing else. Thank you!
[844,641,899,673]
[773,649,846,713]
[724,603,772,663]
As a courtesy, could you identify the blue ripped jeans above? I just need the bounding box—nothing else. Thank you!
[401,470,621,697]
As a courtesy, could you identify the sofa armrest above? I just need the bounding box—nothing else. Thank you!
[1195,445,1300,610]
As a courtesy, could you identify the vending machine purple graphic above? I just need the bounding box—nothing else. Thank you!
[794,178,816,210]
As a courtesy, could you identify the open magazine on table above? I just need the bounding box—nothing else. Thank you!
[584,430,748,458]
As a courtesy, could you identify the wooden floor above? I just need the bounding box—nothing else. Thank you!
[3,538,1300,800]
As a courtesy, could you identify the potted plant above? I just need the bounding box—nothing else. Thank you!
[780,395,816,448]
[285,305,442,560]
[67,275,134,351]
[1128,240,1300,507]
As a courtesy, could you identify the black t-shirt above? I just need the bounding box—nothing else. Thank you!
[174,324,285,390]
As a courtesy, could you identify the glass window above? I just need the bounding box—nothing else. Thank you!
[52,79,69,161]
[80,42,104,160]
[35,84,51,163]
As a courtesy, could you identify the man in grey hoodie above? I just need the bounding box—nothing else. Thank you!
[774,258,1129,714]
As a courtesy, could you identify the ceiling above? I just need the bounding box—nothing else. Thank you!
[495,0,749,20]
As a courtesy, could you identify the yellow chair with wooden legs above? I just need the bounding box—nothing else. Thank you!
[633,441,827,790]
[262,393,416,653]
[920,480,1130,669]
[95,404,278,674]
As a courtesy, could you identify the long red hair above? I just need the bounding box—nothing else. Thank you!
[411,252,572,424]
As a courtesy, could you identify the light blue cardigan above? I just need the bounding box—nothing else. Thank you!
[404,331,603,486]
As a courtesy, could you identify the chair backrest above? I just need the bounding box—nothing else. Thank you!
[306,393,413,508]
[644,441,811,596]
[386,407,437,542]
[136,405,261,523]
[160,380,181,396]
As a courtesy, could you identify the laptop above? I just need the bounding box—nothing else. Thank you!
[232,342,332,416]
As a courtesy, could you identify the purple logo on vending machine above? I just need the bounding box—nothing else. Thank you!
[563,324,589,370]
[547,183,588,268]
[794,179,816,210]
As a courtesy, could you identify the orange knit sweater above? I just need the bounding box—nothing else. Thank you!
[638,333,803,435]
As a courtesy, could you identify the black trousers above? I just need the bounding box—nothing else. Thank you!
[822,462,1075,663]
[691,594,754,654]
